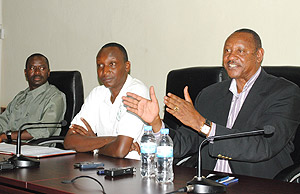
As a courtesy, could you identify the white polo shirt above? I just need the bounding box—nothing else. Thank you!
[71,75,149,159]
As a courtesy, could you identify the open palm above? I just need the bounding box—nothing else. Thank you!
[123,86,159,124]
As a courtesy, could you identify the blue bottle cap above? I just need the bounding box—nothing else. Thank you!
[160,128,169,134]
[144,126,152,131]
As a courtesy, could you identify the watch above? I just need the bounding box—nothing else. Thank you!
[6,130,12,143]
[200,119,212,135]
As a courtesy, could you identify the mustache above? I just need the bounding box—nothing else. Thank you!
[226,60,237,65]
[101,77,113,81]
[31,75,43,80]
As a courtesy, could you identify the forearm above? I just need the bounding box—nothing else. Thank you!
[13,130,33,140]
[64,133,115,152]
[210,116,298,162]
[27,127,59,139]
[209,85,300,162]
[190,113,206,133]
[0,130,33,142]
[98,135,134,158]
[170,125,204,158]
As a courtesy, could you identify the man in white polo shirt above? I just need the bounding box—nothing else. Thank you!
[64,43,149,159]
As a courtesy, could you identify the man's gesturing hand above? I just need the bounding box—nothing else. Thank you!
[122,86,159,125]
[164,86,204,132]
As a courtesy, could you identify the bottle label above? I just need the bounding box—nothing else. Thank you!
[156,146,173,157]
[141,142,157,154]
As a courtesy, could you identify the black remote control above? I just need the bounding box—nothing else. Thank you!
[74,161,104,170]
[0,161,14,170]
[103,167,136,177]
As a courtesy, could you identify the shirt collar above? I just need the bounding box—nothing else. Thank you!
[229,67,262,96]
[104,74,132,104]
[121,74,132,91]
[26,82,50,98]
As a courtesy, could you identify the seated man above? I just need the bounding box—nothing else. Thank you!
[123,29,300,179]
[64,43,149,159]
[0,53,66,142]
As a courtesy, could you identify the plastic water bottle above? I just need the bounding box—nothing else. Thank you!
[140,126,157,178]
[156,128,174,183]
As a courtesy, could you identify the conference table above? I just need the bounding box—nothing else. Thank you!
[0,152,300,194]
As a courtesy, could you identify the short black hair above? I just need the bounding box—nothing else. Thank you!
[234,28,262,50]
[100,42,128,62]
[25,53,49,69]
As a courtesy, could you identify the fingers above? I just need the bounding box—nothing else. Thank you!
[125,92,143,101]
[122,96,138,109]
[122,96,139,115]
[130,142,141,154]
[164,86,193,110]
[184,86,193,103]
[166,107,176,116]
[122,93,142,110]
[70,124,88,135]
[123,86,157,105]
[164,93,184,110]
[166,93,184,104]
[135,142,141,153]
[80,118,97,136]
[80,117,92,131]
[149,86,158,103]
[125,106,138,115]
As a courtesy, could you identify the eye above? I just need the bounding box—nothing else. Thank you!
[110,62,116,67]
[224,48,231,53]
[97,64,104,68]
[40,67,45,71]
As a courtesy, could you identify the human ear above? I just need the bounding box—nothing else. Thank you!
[24,69,28,81]
[257,48,264,64]
[125,61,131,73]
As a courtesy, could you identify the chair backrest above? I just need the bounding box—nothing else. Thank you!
[163,66,300,163]
[163,66,229,130]
[263,67,300,163]
[48,71,84,136]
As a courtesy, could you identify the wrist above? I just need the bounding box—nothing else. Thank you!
[194,115,206,133]
[0,133,6,140]
[6,130,12,143]
[151,115,162,133]
[199,119,212,136]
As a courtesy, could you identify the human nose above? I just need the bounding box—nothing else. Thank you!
[223,51,235,63]
[33,67,42,74]
[103,65,111,75]
[226,51,237,61]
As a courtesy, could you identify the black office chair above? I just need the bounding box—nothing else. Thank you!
[163,66,229,130]
[163,66,300,182]
[264,67,300,183]
[29,71,84,148]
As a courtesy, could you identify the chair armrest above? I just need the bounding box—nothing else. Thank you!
[273,163,300,183]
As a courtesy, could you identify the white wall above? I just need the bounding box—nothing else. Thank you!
[2,0,300,116]
[0,0,2,105]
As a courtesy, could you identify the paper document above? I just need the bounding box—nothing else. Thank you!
[0,142,76,158]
